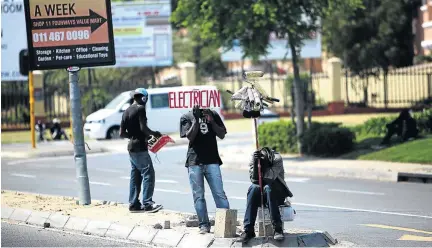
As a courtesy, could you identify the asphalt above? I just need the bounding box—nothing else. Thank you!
[1,222,144,247]
[2,137,432,247]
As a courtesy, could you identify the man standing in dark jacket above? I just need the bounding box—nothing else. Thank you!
[120,88,163,213]
[237,147,293,243]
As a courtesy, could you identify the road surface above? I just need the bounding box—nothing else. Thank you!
[2,134,432,247]
[1,222,143,247]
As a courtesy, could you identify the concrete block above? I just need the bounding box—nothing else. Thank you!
[258,223,273,237]
[9,208,32,222]
[1,207,15,219]
[105,223,134,239]
[177,233,214,248]
[128,226,158,243]
[232,237,264,247]
[27,211,51,226]
[299,233,329,247]
[209,238,235,247]
[84,220,111,236]
[47,212,69,229]
[186,219,199,227]
[214,208,237,238]
[64,217,90,232]
[152,229,185,247]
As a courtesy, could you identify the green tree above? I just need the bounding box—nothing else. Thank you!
[172,0,361,153]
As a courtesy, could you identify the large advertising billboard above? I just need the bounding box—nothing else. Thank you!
[111,0,173,68]
[1,0,28,81]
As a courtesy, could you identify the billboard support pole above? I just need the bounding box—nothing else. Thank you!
[68,66,91,205]
[29,70,36,149]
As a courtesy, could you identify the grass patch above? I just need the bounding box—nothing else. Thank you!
[358,137,432,164]
[1,129,72,144]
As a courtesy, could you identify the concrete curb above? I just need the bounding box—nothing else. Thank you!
[222,159,432,183]
[1,206,343,247]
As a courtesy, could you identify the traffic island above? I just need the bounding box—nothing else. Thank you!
[1,190,351,247]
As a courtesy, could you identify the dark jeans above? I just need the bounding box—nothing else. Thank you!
[243,184,282,233]
[128,151,155,207]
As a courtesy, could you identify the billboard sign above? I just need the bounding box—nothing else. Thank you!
[111,1,173,68]
[23,0,116,70]
[221,32,322,62]
[1,0,28,81]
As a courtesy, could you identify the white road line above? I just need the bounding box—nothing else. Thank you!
[285,177,310,183]
[229,196,247,200]
[156,179,178,184]
[224,180,250,185]
[293,202,432,219]
[10,173,36,178]
[120,176,130,180]
[90,181,111,186]
[328,189,385,196]
[154,188,189,195]
[94,168,124,173]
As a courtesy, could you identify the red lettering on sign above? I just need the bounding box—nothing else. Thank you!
[168,90,221,109]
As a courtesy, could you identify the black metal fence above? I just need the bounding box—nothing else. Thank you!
[1,81,30,130]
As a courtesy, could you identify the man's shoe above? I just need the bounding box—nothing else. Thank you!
[199,226,211,234]
[144,203,163,213]
[273,230,285,241]
[236,231,256,243]
[128,205,145,212]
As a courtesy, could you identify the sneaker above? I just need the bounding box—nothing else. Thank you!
[236,231,256,243]
[144,203,163,213]
[199,226,211,234]
[128,204,145,213]
[273,230,284,241]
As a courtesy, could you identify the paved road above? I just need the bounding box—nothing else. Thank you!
[2,135,432,247]
[1,222,143,247]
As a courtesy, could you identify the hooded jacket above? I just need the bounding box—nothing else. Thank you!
[249,150,294,200]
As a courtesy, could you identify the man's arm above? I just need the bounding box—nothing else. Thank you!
[138,107,159,138]
[120,114,130,139]
[249,153,259,184]
[180,115,200,142]
[209,111,227,139]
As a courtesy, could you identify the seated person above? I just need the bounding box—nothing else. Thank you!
[50,118,69,140]
[380,109,418,145]
[237,147,294,243]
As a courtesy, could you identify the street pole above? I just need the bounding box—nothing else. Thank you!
[68,66,91,205]
[29,71,36,149]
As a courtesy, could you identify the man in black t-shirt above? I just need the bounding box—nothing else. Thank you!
[120,88,163,213]
[180,105,230,234]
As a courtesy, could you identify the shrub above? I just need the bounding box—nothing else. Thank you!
[258,120,355,156]
[413,108,432,134]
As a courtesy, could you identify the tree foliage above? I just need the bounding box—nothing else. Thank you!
[172,0,361,153]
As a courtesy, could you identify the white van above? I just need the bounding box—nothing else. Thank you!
[84,85,225,140]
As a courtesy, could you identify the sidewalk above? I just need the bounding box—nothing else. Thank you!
[1,136,188,159]
[1,190,345,247]
[219,145,432,182]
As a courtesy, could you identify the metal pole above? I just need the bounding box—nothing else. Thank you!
[253,117,266,238]
[68,67,91,205]
[29,71,36,148]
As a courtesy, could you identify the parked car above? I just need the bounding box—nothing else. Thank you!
[84,85,224,140]
[257,109,280,126]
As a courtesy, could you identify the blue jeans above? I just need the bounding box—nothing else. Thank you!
[129,151,155,207]
[243,184,282,233]
[188,164,230,228]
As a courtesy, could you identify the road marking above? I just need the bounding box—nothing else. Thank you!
[328,189,385,196]
[361,224,432,235]
[156,179,178,184]
[295,203,432,219]
[229,196,247,200]
[120,177,178,184]
[224,180,250,185]
[398,234,432,242]
[89,181,111,186]
[94,168,123,173]
[10,173,36,178]
[154,188,189,195]
[285,177,310,183]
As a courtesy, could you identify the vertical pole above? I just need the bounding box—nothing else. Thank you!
[253,114,266,238]
[68,67,91,205]
[29,71,36,148]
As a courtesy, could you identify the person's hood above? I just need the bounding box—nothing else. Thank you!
[86,109,117,122]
